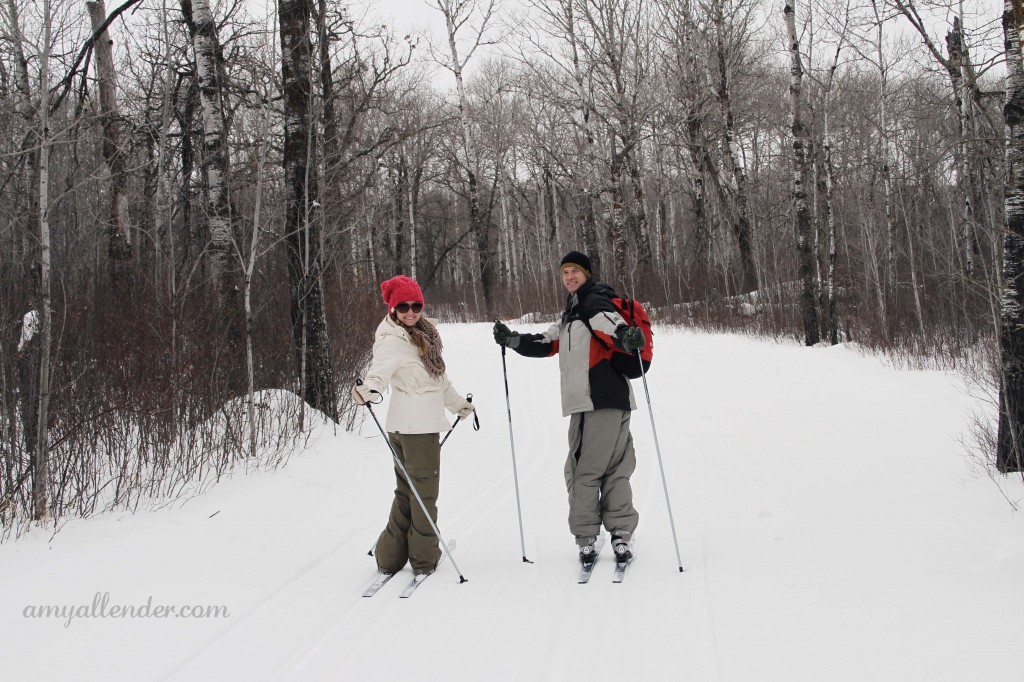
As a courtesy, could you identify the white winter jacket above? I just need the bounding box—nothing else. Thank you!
[363,315,467,434]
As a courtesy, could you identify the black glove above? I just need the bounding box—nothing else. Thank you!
[493,321,521,348]
[621,326,646,353]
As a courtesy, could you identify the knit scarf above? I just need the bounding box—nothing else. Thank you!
[407,318,446,378]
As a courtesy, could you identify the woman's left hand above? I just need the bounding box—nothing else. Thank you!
[351,384,373,405]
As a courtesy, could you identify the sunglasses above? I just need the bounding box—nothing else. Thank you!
[394,302,423,314]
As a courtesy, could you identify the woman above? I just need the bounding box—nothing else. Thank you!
[352,275,474,576]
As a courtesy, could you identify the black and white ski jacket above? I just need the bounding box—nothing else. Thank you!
[513,279,636,416]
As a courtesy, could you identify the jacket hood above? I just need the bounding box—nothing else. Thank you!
[586,281,617,299]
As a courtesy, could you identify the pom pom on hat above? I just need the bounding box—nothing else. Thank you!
[560,251,592,278]
[381,275,425,311]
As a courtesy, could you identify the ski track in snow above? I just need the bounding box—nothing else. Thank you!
[646,397,723,682]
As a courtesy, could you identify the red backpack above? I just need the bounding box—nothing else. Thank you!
[585,296,654,379]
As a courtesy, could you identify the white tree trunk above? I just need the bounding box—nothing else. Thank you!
[436,0,495,314]
[33,0,53,522]
[407,164,418,280]
[871,0,895,299]
[184,0,234,305]
[785,0,819,345]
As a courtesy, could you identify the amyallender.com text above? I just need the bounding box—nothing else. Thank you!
[23,592,230,628]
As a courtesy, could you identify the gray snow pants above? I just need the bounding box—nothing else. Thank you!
[375,432,442,574]
[564,408,639,542]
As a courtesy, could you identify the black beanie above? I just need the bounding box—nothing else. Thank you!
[560,251,592,278]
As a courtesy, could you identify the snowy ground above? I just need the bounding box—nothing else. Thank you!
[3,323,1023,681]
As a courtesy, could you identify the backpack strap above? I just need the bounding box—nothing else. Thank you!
[581,295,629,352]
[577,280,622,350]
[581,314,611,351]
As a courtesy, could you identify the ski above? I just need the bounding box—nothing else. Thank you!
[612,556,633,583]
[577,538,606,584]
[398,539,456,599]
[361,571,397,597]
[398,572,431,598]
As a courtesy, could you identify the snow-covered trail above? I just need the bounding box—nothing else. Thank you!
[2,324,1024,681]
[165,323,718,682]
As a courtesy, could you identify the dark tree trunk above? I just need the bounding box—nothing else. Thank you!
[713,1,756,294]
[87,0,133,279]
[16,321,40,497]
[997,0,1024,473]
[280,0,338,422]
[178,81,197,270]
[686,113,711,291]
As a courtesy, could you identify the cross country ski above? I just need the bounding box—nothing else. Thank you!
[398,539,457,598]
[577,537,606,584]
[611,536,635,583]
[362,539,457,598]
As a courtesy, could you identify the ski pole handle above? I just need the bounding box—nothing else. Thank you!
[440,394,476,447]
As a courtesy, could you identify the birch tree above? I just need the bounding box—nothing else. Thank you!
[711,0,757,294]
[181,0,235,307]
[519,0,603,271]
[891,0,988,277]
[33,0,53,522]
[997,0,1024,474]
[5,0,39,273]
[433,0,499,316]
[869,0,895,308]
[819,5,846,345]
[786,0,820,345]
[576,0,655,284]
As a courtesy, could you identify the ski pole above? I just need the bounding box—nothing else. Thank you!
[636,352,685,572]
[500,343,532,563]
[360,391,467,583]
[440,393,478,447]
[369,394,478,556]
[618,288,684,573]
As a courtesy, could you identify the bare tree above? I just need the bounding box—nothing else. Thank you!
[518,0,604,271]
[87,0,132,279]
[280,0,338,421]
[786,0,820,345]
[711,0,757,294]
[817,0,848,345]
[181,0,235,307]
[997,0,1024,474]
[33,0,53,522]
[5,0,39,273]
[433,0,499,316]
[576,0,655,285]
[890,1,996,279]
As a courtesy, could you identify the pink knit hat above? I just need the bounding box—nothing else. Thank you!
[380,275,425,311]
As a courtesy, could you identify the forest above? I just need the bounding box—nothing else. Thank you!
[1,0,1020,536]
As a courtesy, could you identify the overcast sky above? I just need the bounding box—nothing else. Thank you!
[353,0,1007,82]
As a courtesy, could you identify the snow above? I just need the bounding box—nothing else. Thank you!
[2,324,1023,681]
[18,309,38,351]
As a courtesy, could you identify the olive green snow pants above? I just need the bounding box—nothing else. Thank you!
[375,432,442,574]
[564,408,639,542]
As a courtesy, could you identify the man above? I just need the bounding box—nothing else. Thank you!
[493,251,646,565]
